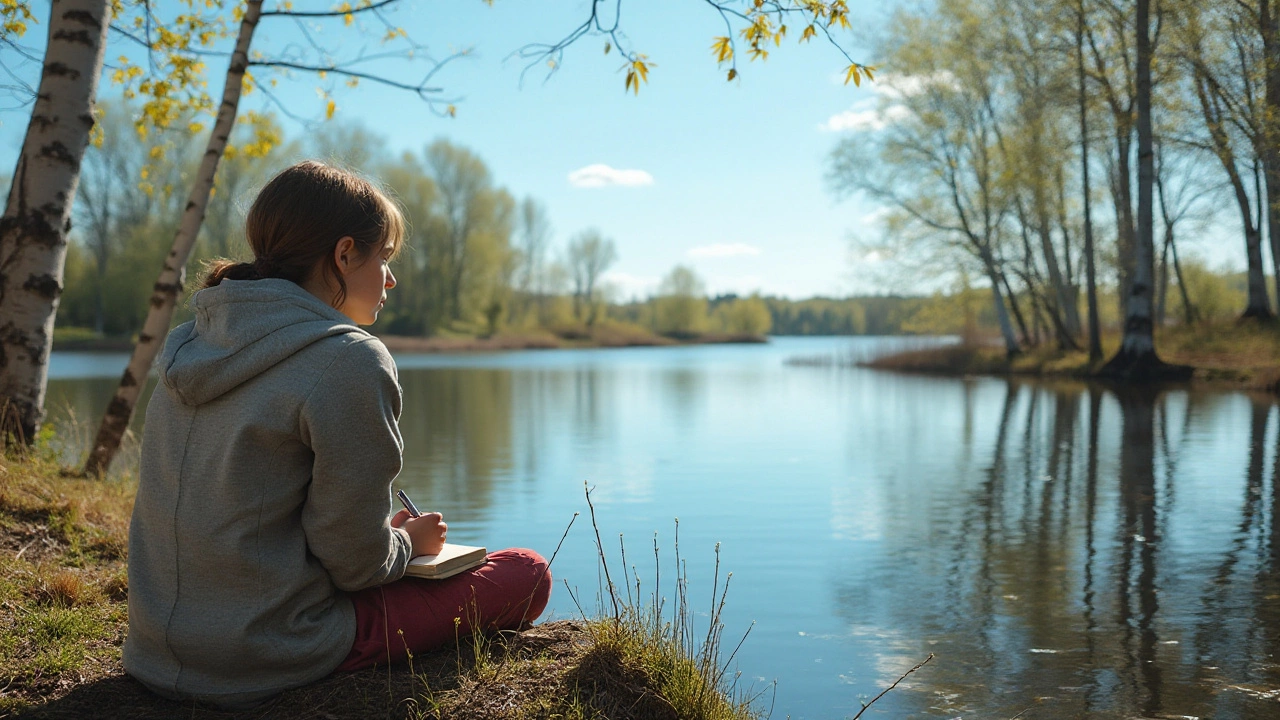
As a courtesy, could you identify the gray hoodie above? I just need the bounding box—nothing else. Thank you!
[123,278,411,708]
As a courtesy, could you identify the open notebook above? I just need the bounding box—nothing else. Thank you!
[404,543,488,580]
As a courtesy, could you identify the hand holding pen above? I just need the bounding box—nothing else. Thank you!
[392,489,447,557]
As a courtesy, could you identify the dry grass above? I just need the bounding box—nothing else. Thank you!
[0,448,134,716]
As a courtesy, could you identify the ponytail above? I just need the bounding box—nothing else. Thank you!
[201,259,261,289]
[200,254,307,289]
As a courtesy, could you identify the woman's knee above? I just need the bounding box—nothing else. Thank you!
[487,547,551,619]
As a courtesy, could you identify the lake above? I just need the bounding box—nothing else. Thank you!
[46,336,1280,719]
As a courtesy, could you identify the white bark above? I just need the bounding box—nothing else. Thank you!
[84,0,263,474]
[0,0,110,444]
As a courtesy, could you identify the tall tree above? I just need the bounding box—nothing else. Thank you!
[993,0,1082,345]
[83,0,263,475]
[829,0,1022,357]
[1257,0,1280,313]
[653,265,709,336]
[0,0,110,445]
[1102,0,1184,378]
[1083,0,1139,318]
[566,228,617,327]
[515,197,552,324]
[1176,0,1273,319]
[1077,0,1104,362]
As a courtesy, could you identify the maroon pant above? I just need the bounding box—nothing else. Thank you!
[337,548,551,671]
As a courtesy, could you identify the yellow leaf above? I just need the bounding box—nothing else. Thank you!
[727,68,737,81]
[711,36,732,64]
[326,99,336,119]
[801,24,816,43]
[604,41,611,55]
[844,64,860,86]
[447,104,457,117]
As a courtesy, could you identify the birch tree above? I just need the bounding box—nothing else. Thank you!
[1174,0,1274,319]
[0,0,110,446]
[1101,0,1185,378]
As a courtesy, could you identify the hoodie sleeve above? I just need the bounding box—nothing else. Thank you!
[298,336,412,592]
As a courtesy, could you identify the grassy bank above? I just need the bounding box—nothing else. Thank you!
[0,447,763,720]
[859,321,1280,392]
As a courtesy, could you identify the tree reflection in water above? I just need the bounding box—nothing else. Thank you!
[833,382,1280,719]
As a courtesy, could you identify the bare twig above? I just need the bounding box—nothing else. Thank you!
[850,653,935,720]
[520,511,578,622]
[582,483,620,621]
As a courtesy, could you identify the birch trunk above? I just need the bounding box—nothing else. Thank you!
[0,0,110,445]
[82,0,263,475]
[1102,0,1186,381]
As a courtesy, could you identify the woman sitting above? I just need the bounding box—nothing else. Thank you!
[123,160,551,709]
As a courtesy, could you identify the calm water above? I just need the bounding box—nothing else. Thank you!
[46,337,1280,719]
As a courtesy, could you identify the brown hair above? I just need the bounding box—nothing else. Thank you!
[202,160,405,308]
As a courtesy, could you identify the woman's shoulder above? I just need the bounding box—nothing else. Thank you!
[311,332,397,381]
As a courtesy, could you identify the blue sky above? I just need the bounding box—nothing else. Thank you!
[0,0,1248,299]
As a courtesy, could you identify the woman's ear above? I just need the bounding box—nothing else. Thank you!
[332,236,357,275]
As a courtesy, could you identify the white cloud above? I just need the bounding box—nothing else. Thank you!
[821,103,910,132]
[687,243,762,258]
[567,164,654,188]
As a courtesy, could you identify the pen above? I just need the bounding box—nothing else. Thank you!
[396,489,421,518]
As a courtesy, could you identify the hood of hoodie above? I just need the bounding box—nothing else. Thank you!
[160,278,367,406]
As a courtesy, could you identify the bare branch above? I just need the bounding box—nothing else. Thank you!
[248,60,443,97]
[260,0,401,19]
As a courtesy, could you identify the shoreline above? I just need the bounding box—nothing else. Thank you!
[51,331,770,354]
[854,324,1280,394]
